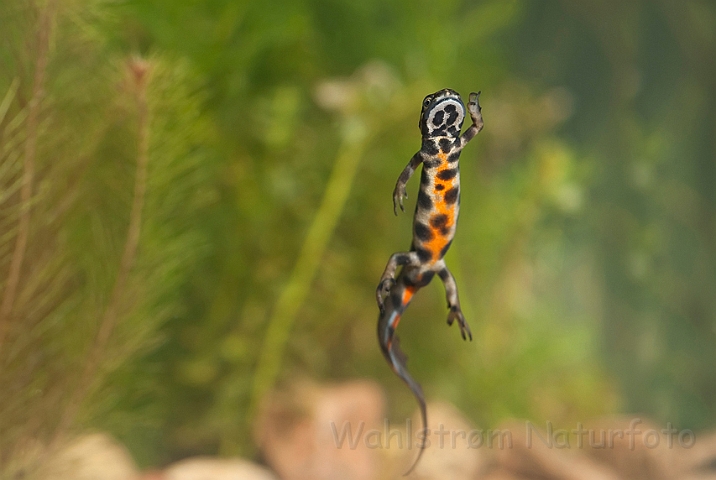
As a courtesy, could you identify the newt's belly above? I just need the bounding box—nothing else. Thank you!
[413,156,460,263]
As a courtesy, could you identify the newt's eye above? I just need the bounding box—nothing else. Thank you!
[423,98,431,107]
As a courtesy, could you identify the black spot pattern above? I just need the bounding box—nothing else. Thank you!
[444,186,459,204]
[432,125,447,136]
[437,168,457,180]
[423,139,439,155]
[423,159,440,169]
[435,184,445,191]
[448,152,460,163]
[430,214,448,229]
[417,189,433,210]
[390,290,403,308]
[415,270,435,287]
[445,104,458,127]
[396,253,414,265]
[420,168,430,185]
[414,222,433,241]
[416,248,432,263]
[439,138,451,153]
[433,111,444,125]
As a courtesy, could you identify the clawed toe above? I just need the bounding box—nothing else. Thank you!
[468,92,482,116]
[447,308,472,341]
[461,322,473,341]
[393,189,407,215]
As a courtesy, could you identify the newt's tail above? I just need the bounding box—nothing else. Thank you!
[377,283,427,476]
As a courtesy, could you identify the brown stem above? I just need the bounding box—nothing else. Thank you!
[51,57,151,446]
[0,0,57,351]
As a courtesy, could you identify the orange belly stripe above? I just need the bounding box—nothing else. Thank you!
[401,286,415,306]
[424,152,457,262]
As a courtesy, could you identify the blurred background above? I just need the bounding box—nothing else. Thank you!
[1,0,715,478]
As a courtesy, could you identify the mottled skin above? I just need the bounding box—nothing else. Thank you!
[376,89,483,475]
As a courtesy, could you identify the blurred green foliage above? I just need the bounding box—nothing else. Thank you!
[1,0,715,471]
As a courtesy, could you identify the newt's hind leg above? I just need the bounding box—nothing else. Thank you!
[437,264,472,341]
[376,251,420,312]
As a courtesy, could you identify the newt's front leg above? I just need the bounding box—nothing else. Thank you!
[458,91,484,148]
[393,151,424,215]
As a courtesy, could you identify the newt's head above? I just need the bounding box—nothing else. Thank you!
[419,89,466,138]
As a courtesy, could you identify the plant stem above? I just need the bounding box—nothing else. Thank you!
[248,118,368,421]
[51,58,151,445]
[0,0,57,352]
